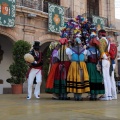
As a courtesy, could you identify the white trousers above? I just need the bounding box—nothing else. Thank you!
[110,64,117,99]
[102,59,112,97]
[28,68,42,98]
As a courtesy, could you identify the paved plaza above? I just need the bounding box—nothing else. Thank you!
[0,93,120,120]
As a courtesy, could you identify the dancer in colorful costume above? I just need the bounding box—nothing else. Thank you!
[87,32,105,100]
[53,38,71,100]
[26,41,43,99]
[66,38,90,100]
[98,29,112,101]
[45,42,60,99]
[107,36,117,100]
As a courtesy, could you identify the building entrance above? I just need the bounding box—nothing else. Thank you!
[0,34,13,94]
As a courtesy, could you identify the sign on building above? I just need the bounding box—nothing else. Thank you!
[92,15,106,31]
[0,0,16,27]
[48,3,64,33]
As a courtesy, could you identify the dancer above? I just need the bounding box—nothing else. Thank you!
[107,36,117,100]
[66,37,90,100]
[26,41,43,100]
[45,42,60,99]
[98,29,112,101]
[87,33,105,100]
[53,38,71,100]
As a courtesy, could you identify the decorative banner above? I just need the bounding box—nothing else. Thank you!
[0,0,16,27]
[92,15,106,31]
[48,3,64,33]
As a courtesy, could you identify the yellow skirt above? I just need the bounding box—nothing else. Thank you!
[67,61,90,93]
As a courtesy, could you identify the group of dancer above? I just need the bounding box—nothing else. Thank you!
[45,29,117,101]
[25,15,117,101]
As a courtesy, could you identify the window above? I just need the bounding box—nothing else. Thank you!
[87,0,99,16]
[43,0,60,12]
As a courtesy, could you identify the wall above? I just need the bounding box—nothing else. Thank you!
[115,19,120,52]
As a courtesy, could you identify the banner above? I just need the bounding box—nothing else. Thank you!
[48,3,64,33]
[92,15,106,31]
[0,0,16,27]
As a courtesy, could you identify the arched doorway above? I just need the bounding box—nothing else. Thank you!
[0,34,14,94]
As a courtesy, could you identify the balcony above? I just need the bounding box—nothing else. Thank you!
[16,0,71,18]
[82,13,108,27]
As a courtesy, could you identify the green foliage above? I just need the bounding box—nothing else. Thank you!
[6,40,31,84]
[43,48,51,81]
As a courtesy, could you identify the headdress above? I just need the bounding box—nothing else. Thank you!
[98,29,106,37]
[59,38,68,45]
[49,42,59,50]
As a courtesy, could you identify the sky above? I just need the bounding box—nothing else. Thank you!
[115,0,120,19]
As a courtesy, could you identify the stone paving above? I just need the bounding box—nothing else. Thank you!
[0,93,120,120]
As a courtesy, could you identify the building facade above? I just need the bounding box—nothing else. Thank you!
[0,0,118,94]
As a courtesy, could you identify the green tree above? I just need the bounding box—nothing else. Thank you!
[6,40,31,84]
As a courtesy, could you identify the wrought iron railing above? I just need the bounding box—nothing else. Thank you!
[81,13,108,27]
[16,0,71,18]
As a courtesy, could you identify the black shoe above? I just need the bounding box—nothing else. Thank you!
[74,98,78,101]
[63,97,70,100]
[66,97,71,100]
[79,98,83,101]
[94,98,98,101]
[59,96,63,100]
[75,97,83,101]
[89,97,95,101]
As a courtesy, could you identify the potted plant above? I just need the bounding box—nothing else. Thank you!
[6,40,31,94]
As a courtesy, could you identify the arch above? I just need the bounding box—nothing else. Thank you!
[0,31,16,43]
[39,34,60,45]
